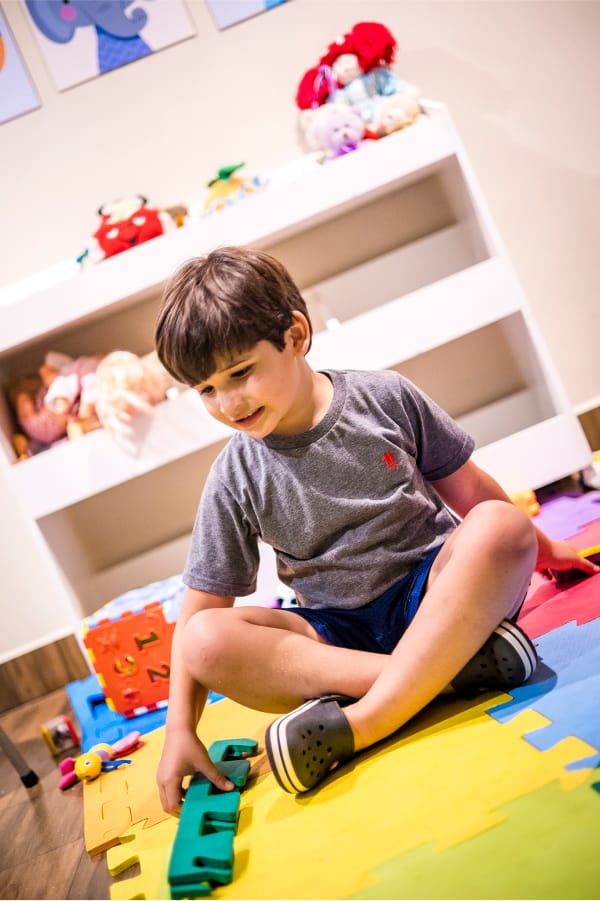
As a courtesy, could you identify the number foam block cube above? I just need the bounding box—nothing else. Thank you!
[82,575,184,718]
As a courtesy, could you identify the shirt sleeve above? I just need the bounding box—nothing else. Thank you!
[183,463,260,597]
[398,375,475,481]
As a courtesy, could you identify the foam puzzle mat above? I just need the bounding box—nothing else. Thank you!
[79,491,600,899]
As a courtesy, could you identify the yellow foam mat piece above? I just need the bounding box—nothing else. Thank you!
[83,726,171,855]
[352,774,600,899]
[107,818,177,900]
[99,694,596,899]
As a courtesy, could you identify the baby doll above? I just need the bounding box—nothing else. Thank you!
[8,351,103,454]
[43,353,103,436]
[8,371,69,454]
[95,350,178,435]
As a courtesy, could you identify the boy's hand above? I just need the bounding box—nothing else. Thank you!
[157,727,235,816]
[537,538,600,579]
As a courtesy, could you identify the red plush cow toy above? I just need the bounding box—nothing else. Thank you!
[84,195,175,264]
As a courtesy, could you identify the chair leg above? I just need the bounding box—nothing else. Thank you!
[0,724,39,788]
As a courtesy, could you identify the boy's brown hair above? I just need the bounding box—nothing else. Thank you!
[155,246,312,386]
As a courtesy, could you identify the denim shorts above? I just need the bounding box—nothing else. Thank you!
[287,544,443,654]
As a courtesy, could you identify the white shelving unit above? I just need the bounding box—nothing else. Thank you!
[0,101,591,633]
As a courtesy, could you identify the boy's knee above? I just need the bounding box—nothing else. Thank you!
[181,608,231,678]
[468,500,537,560]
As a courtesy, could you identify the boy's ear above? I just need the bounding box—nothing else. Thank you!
[288,311,311,355]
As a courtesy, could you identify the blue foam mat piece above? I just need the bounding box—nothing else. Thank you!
[66,673,223,751]
[488,617,600,770]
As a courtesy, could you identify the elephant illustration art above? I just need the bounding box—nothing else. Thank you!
[25,0,152,74]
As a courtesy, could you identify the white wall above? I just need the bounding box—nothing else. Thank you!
[0,453,82,662]
[1,0,599,660]
[2,0,599,408]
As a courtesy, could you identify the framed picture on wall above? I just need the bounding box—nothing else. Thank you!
[24,0,196,91]
[0,8,40,124]
[207,0,289,31]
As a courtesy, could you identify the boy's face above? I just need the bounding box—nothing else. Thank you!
[194,323,313,438]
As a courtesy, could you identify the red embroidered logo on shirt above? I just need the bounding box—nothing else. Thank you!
[383,451,399,470]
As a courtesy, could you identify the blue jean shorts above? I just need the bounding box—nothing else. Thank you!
[287,544,443,654]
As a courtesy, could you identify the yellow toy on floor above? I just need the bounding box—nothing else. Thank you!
[59,731,142,790]
[510,489,541,517]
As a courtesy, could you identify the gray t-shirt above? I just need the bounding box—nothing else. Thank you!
[184,369,475,609]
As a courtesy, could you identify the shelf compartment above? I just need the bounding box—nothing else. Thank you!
[49,531,281,621]
[36,444,227,616]
[302,220,488,330]
[0,117,459,357]
[472,414,592,493]
[307,256,523,372]
[11,390,231,519]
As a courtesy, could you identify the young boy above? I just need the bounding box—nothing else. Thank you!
[155,246,596,812]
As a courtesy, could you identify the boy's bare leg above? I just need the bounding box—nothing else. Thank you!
[182,500,537,746]
[181,603,386,712]
[345,499,537,750]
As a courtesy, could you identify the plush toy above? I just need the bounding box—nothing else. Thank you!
[372,84,422,136]
[296,22,398,109]
[7,351,103,455]
[80,195,176,265]
[8,371,70,454]
[8,348,180,456]
[202,163,267,214]
[295,21,422,137]
[42,352,103,439]
[43,353,100,416]
[95,349,178,435]
[59,731,142,790]
[320,21,398,75]
[302,101,369,162]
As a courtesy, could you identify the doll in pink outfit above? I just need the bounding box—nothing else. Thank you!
[43,353,101,420]
[9,352,102,454]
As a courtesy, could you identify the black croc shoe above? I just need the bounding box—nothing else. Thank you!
[451,618,538,695]
[265,694,355,793]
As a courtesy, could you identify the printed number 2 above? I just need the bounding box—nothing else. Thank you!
[147,663,170,683]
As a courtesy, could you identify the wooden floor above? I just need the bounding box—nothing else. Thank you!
[0,688,114,900]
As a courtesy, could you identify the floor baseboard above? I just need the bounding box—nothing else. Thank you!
[0,634,91,714]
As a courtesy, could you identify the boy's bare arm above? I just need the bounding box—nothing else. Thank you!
[430,460,599,577]
[157,587,235,815]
